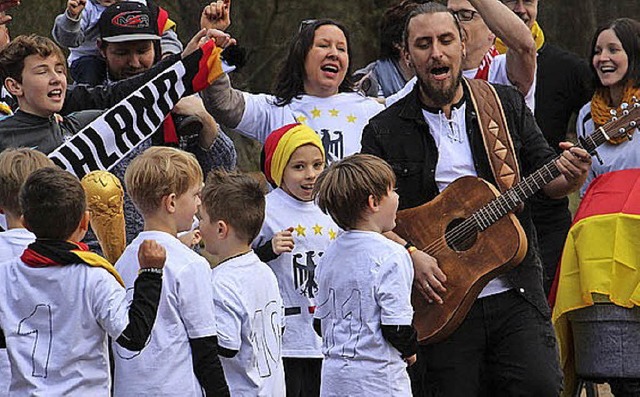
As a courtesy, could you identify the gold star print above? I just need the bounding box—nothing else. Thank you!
[346,114,357,123]
[328,228,337,240]
[295,224,306,237]
[296,115,308,124]
[329,108,340,117]
[311,107,322,118]
[312,224,323,235]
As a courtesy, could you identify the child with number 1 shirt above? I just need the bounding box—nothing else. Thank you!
[252,123,340,396]
[0,167,165,395]
[313,154,418,396]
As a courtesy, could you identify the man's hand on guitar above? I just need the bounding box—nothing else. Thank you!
[411,250,447,304]
[555,142,591,189]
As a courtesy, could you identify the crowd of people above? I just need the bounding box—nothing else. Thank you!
[0,0,638,396]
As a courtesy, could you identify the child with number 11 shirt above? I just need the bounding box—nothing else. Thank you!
[313,154,418,396]
[252,123,340,396]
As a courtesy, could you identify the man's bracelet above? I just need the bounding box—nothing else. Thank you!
[138,267,163,275]
[404,241,418,255]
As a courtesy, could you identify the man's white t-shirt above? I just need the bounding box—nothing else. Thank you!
[0,255,129,395]
[253,188,340,358]
[314,231,414,396]
[385,54,536,112]
[212,251,285,397]
[113,231,218,397]
[0,228,35,396]
[238,92,384,162]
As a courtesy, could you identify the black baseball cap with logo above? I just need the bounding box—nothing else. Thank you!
[98,2,161,43]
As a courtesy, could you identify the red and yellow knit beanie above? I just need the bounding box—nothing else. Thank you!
[261,123,325,187]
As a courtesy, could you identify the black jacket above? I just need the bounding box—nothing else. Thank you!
[361,82,556,317]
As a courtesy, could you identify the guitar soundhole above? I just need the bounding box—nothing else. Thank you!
[445,218,477,252]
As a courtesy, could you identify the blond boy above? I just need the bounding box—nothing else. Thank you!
[200,170,286,396]
[313,153,418,396]
[114,146,228,396]
[0,148,54,396]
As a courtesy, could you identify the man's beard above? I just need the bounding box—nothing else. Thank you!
[418,69,463,108]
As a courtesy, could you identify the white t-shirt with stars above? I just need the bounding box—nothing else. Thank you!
[237,92,384,162]
[212,251,286,397]
[253,188,340,358]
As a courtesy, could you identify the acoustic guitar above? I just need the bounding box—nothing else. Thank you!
[395,102,640,344]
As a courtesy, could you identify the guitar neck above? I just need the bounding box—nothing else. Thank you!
[472,127,609,230]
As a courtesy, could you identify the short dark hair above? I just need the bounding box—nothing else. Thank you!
[20,167,86,240]
[403,2,463,50]
[273,19,355,106]
[379,0,423,60]
[589,18,640,90]
[201,170,265,244]
[0,35,66,83]
[314,154,395,230]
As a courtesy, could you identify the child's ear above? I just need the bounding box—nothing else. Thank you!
[79,211,91,232]
[217,220,229,238]
[4,77,22,97]
[367,194,380,213]
[163,193,177,214]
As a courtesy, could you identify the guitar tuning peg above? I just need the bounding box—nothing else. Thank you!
[633,96,639,103]
[628,133,634,141]
[630,121,637,128]
[612,117,618,122]
[610,109,618,116]
[624,110,630,116]
[619,128,627,135]
[621,103,629,110]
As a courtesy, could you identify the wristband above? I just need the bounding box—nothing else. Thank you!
[138,267,163,275]
[404,241,418,254]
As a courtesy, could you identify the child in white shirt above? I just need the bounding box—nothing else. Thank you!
[253,123,340,396]
[0,166,166,395]
[0,148,55,396]
[200,170,286,396]
[313,154,418,396]
[113,147,229,396]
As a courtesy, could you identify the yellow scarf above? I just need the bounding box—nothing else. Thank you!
[495,21,545,54]
[590,81,640,144]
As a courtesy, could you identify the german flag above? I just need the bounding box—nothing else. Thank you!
[551,168,640,396]
[22,240,124,287]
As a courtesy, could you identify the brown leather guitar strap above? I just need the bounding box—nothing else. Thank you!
[464,78,521,192]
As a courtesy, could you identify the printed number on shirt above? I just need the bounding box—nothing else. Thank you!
[316,288,363,358]
[18,304,53,378]
[250,300,282,378]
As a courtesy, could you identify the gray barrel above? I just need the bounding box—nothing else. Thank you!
[567,303,640,378]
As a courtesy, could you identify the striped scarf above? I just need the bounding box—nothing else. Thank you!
[21,239,124,287]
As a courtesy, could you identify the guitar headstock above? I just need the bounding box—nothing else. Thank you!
[605,97,640,143]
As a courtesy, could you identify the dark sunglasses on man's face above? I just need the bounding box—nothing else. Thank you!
[451,9,478,22]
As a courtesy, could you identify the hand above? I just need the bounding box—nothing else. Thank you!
[66,0,86,19]
[555,142,591,188]
[177,229,202,249]
[173,95,206,118]
[0,0,19,13]
[0,11,11,25]
[181,28,236,58]
[411,250,447,304]
[404,354,417,367]
[138,239,166,269]
[200,0,231,31]
[271,227,295,255]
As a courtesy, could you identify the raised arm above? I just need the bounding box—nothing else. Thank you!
[468,0,536,95]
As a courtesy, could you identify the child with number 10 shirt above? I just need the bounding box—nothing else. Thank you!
[313,154,418,396]
[200,170,285,396]
[252,123,340,396]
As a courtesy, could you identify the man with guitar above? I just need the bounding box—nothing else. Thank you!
[362,2,591,396]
